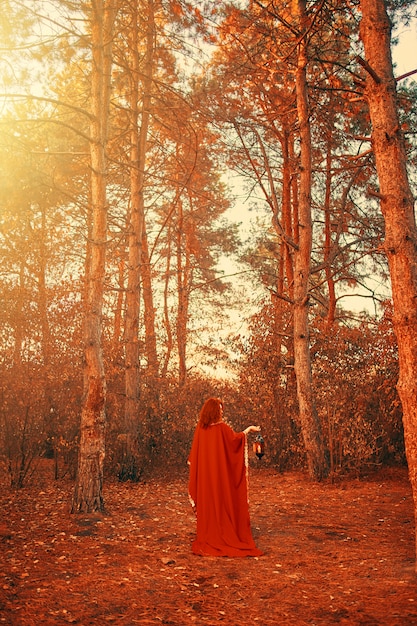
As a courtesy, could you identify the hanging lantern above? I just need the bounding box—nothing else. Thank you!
[253,434,265,459]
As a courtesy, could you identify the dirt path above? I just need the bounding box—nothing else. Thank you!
[1,466,416,625]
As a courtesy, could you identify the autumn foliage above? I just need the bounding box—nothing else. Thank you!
[0,295,405,488]
[0,0,415,493]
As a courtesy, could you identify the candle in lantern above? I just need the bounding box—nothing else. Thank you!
[253,434,265,459]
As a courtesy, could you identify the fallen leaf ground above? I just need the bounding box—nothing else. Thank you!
[1,463,417,625]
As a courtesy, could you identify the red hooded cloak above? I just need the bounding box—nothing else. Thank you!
[188,421,263,557]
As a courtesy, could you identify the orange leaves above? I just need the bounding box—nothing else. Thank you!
[1,467,417,624]
[170,0,184,18]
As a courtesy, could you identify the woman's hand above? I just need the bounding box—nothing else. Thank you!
[243,425,261,435]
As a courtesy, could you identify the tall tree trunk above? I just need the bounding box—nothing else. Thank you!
[13,260,25,368]
[124,0,142,432]
[37,207,55,458]
[270,125,294,463]
[141,226,159,386]
[72,0,117,513]
[282,125,295,300]
[161,223,173,379]
[176,198,191,389]
[38,207,51,369]
[359,0,417,565]
[124,0,155,429]
[112,257,125,359]
[292,0,328,480]
[324,135,337,327]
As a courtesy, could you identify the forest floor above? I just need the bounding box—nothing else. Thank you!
[1,463,417,625]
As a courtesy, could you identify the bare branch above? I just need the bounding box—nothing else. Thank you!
[0,93,93,119]
[356,55,381,84]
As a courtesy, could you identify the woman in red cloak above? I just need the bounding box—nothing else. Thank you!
[188,397,263,557]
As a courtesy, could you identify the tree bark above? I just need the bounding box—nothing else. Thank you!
[292,0,328,480]
[37,207,56,457]
[12,260,25,368]
[124,0,155,429]
[141,226,159,385]
[324,136,337,327]
[282,125,295,301]
[112,257,125,359]
[72,0,117,513]
[176,198,192,389]
[359,0,417,565]
[161,223,173,379]
[124,0,143,431]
